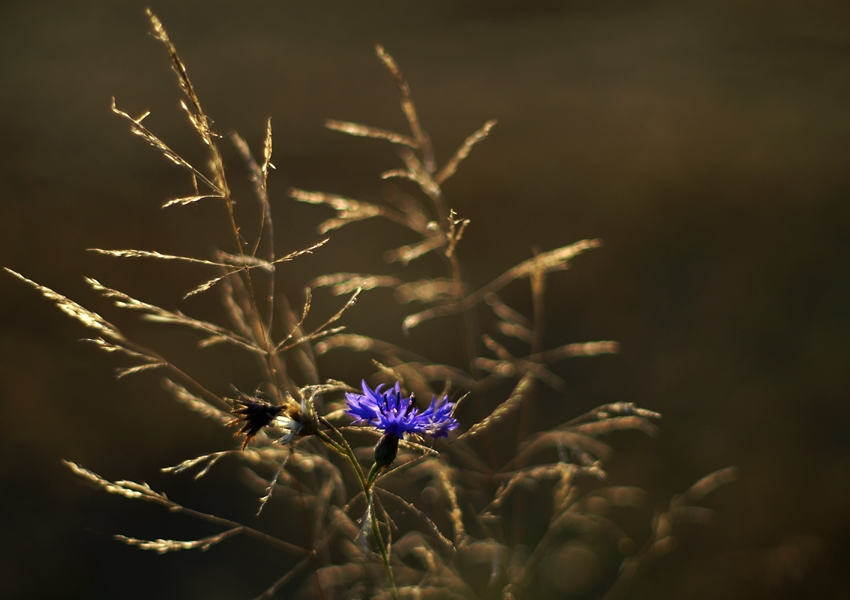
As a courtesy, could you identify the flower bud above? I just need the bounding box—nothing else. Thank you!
[373,432,400,470]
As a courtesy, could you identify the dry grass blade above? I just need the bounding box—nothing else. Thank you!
[311,333,480,390]
[162,194,221,208]
[477,335,566,390]
[441,469,467,547]
[314,333,407,357]
[89,248,242,268]
[185,237,321,302]
[380,167,416,183]
[572,487,649,515]
[487,292,532,324]
[216,251,275,270]
[675,466,738,507]
[64,461,168,504]
[251,549,326,600]
[534,340,620,361]
[397,362,479,391]
[482,331,513,362]
[217,274,254,342]
[409,460,466,547]
[376,488,455,553]
[325,119,418,149]
[486,464,570,511]
[289,188,406,234]
[475,355,566,390]
[312,334,433,368]
[311,273,403,296]
[257,451,292,516]
[384,235,444,265]
[146,9,239,254]
[375,45,430,167]
[603,467,737,600]
[162,451,234,479]
[435,119,497,184]
[371,359,406,387]
[563,402,663,428]
[146,10,209,139]
[395,278,463,304]
[272,238,329,264]
[230,129,274,261]
[570,415,660,438]
[162,379,231,424]
[550,511,631,549]
[513,430,613,467]
[275,287,361,353]
[445,209,470,258]
[110,99,221,196]
[396,146,441,200]
[262,117,274,180]
[115,361,168,378]
[496,322,533,343]
[278,286,313,345]
[68,461,309,555]
[115,528,243,554]
[183,272,237,299]
[404,239,602,332]
[281,296,322,388]
[459,374,534,440]
[81,336,159,364]
[276,325,348,360]
[5,269,125,342]
[86,278,262,354]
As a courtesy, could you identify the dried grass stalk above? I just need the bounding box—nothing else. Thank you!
[325,119,418,149]
[5,269,124,342]
[115,528,243,554]
[403,239,602,332]
[459,374,534,440]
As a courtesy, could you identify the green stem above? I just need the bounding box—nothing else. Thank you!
[368,485,398,599]
[317,423,397,598]
[315,429,346,458]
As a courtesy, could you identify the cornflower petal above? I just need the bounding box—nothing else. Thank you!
[345,380,459,439]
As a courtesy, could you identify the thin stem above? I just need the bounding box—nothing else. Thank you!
[318,419,367,491]
[169,502,306,555]
[314,429,348,461]
[368,486,398,600]
[290,465,327,600]
[318,419,397,598]
[449,252,479,378]
[119,338,230,411]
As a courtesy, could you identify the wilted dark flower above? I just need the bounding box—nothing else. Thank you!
[229,395,284,450]
[230,393,316,449]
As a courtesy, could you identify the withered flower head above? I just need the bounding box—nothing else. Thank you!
[229,394,284,450]
[229,391,318,450]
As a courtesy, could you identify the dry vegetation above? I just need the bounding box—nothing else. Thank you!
[5,11,735,600]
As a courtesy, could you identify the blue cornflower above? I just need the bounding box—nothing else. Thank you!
[346,380,459,476]
[346,380,459,439]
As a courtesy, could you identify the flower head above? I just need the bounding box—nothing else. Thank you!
[229,395,283,450]
[275,394,318,444]
[345,380,459,439]
[230,392,317,449]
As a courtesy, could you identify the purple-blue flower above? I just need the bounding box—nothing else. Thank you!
[345,380,459,439]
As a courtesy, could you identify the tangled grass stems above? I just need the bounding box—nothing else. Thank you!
[4,10,737,599]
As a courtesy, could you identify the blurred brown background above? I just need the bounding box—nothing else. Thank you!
[2,1,849,598]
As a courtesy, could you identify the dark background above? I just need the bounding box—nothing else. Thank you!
[2,1,849,598]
